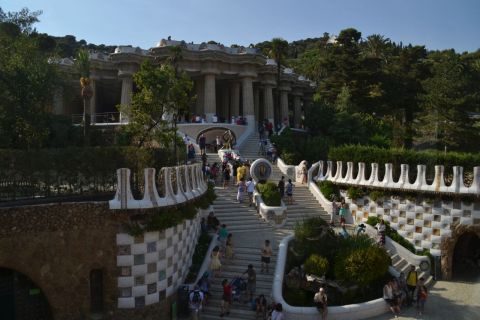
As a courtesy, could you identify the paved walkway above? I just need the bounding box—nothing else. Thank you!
[370,278,480,320]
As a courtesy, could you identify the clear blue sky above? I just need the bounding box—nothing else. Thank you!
[3,0,480,52]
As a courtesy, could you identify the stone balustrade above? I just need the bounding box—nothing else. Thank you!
[109,164,207,209]
[314,161,480,196]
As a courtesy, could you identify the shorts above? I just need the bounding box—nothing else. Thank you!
[247,282,256,294]
[222,294,232,304]
[384,299,395,307]
[261,256,271,264]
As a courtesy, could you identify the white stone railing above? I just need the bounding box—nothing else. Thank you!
[273,235,392,320]
[109,164,207,209]
[308,162,333,220]
[277,157,296,179]
[314,160,480,196]
[253,190,288,228]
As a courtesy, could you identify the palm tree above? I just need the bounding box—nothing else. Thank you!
[75,49,92,141]
[269,38,289,125]
[168,45,184,163]
[363,34,391,63]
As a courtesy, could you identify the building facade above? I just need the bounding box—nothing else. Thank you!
[54,39,315,130]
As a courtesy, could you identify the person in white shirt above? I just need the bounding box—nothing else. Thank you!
[189,288,204,320]
[246,177,255,206]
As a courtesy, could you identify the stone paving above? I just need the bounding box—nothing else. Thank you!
[370,278,480,320]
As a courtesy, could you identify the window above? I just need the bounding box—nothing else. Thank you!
[90,269,103,313]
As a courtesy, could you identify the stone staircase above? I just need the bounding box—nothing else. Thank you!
[238,133,261,160]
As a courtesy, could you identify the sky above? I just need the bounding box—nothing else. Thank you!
[2,0,480,52]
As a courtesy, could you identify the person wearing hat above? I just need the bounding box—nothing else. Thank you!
[314,287,328,319]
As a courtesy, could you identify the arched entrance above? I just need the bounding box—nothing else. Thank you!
[0,268,53,320]
[452,232,480,281]
[196,127,237,152]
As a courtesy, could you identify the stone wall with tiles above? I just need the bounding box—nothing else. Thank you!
[0,201,204,319]
[116,214,201,309]
[345,193,480,256]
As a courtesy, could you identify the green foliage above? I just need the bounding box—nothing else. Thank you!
[0,147,174,200]
[317,180,340,201]
[185,232,212,283]
[283,287,314,307]
[347,186,365,200]
[304,254,329,276]
[366,216,416,253]
[118,60,194,148]
[334,245,390,286]
[293,217,337,262]
[194,182,217,209]
[257,182,281,206]
[369,190,385,202]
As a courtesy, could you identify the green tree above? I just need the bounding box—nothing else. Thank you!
[0,9,58,148]
[269,38,289,121]
[75,49,92,142]
[118,60,194,148]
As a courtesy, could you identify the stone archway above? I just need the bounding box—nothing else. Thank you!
[0,267,53,320]
[196,127,237,152]
[441,224,480,280]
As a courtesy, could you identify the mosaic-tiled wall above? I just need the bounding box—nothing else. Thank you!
[116,214,200,308]
[347,195,480,256]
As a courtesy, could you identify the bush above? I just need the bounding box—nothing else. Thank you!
[257,182,281,206]
[185,232,212,283]
[347,186,365,200]
[317,180,340,201]
[369,190,385,202]
[304,254,329,276]
[366,216,415,253]
[334,245,390,286]
[294,217,337,261]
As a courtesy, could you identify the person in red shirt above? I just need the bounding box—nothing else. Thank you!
[220,279,232,317]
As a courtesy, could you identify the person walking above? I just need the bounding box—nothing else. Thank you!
[215,135,222,152]
[286,179,294,205]
[210,246,222,277]
[314,287,328,320]
[301,162,308,184]
[218,224,229,254]
[339,203,347,224]
[223,165,231,188]
[377,218,387,245]
[277,176,285,199]
[270,303,284,320]
[383,279,400,318]
[189,286,204,320]
[406,265,418,306]
[255,294,268,320]
[220,279,232,317]
[225,233,234,260]
[417,278,428,316]
[199,133,206,155]
[261,240,273,273]
[246,177,255,206]
[242,264,256,303]
[237,178,246,203]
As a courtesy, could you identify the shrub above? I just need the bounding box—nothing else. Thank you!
[185,231,212,283]
[304,254,329,276]
[369,190,385,202]
[366,216,416,253]
[317,180,340,201]
[347,186,365,200]
[257,182,281,206]
[294,217,337,261]
[334,246,390,286]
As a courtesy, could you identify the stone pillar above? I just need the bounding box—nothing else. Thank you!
[53,87,64,115]
[204,73,216,122]
[120,75,133,123]
[195,79,204,116]
[254,88,260,124]
[242,77,255,127]
[263,85,274,127]
[90,79,97,124]
[293,95,302,128]
[280,90,289,126]
[230,82,240,120]
[222,86,230,120]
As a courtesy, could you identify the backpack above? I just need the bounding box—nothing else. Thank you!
[191,290,201,304]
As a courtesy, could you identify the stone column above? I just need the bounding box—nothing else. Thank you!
[293,95,302,128]
[263,85,274,127]
[280,90,289,126]
[230,82,240,121]
[90,79,97,124]
[254,88,260,124]
[53,87,64,115]
[242,77,255,127]
[222,86,230,120]
[204,73,216,122]
[120,75,133,123]
[195,79,204,116]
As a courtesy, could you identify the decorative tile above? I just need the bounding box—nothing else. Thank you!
[119,266,132,277]
[147,283,157,294]
[147,241,157,253]
[134,254,145,265]
[134,235,144,244]
[119,287,132,298]
[135,276,145,286]
[118,245,131,255]
[158,249,166,259]
[168,276,173,287]
[147,263,157,274]
[167,238,173,247]
[135,296,145,308]
[158,270,166,281]
[168,257,173,267]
